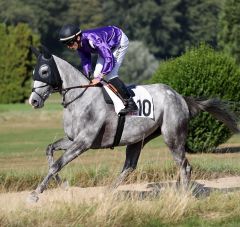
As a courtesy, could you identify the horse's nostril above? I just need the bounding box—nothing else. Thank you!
[32,99,39,107]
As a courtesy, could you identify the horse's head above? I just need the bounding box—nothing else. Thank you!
[29,46,62,108]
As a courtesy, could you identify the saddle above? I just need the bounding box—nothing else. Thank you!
[101,84,154,149]
[101,85,135,105]
[102,84,154,119]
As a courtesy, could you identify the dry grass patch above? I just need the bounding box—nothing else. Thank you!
[0,184,196,227]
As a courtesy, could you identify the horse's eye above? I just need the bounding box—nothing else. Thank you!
[39,64,51,78]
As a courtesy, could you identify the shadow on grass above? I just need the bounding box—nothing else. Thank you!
[210,146,240,153]
[115,181,240,200]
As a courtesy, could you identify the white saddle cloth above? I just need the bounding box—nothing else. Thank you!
[103,85,154,119]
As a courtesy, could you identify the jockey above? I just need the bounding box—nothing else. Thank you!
[59,24,138,114]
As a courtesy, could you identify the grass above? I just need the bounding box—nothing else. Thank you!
[0,102,240,226]
[1,188,240,226]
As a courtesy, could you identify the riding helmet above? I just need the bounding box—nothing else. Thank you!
[59,24,81,44]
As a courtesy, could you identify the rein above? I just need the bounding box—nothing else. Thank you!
[33,79,115,109]
[32,83,98,107]
[61,86,89,108]
[61,84,99,92]
[57,83,101,108]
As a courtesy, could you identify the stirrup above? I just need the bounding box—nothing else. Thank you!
[119,103,138,115]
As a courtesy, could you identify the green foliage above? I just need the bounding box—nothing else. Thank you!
[0,23,40,103]
[119,41,159,84]
[0,0,36,26]
[66,0,104,30]
[177,0,223,48]
[0,0,239,90]
[103,0,222,59]
[218,0,240,64]
[60,0,105,66]
[151,44,240,152]
[103,0,181,58]
[0,0,226,62]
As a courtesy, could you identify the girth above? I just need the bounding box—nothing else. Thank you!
[110,113,126,149]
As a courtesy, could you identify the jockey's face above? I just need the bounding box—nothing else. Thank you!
[67,35,81,50]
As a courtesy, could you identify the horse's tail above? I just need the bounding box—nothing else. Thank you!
[183,96,240,133]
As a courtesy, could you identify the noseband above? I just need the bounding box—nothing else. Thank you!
[32,84,53,102]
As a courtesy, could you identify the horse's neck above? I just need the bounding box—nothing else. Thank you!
[53,55,89,88]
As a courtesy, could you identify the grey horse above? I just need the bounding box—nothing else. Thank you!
[28,46,239,202]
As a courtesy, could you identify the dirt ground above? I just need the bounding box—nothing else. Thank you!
[1,176,240,213]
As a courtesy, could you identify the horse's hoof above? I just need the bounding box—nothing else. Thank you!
[60,180,69,191]
[27,191,39,203]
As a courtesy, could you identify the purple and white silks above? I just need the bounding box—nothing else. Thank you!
[77,26,129,80]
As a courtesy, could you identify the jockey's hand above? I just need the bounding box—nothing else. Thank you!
[87,72,93,80]
[90,78,101,85]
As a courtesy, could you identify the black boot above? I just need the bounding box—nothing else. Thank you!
[119,97,138,114]
[108,77,138,114]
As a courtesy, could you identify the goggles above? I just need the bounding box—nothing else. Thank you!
[61,37,76,46]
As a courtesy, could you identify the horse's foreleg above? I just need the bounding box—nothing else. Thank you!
[29,142,87,202]
[46,137,72,186]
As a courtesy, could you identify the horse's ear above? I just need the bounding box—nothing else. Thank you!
[30,46,40,58]
[41,45,52,59]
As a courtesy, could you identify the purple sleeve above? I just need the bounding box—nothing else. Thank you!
[89,36,115,75]
[77,50,92,76]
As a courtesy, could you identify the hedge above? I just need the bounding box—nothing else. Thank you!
[151,44,240,152]
[0,23,40,103]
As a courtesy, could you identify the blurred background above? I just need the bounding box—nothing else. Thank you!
[1,0,240,92]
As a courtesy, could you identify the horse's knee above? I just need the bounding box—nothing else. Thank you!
[46,143,54,156]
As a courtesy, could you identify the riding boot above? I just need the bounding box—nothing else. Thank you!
[108,77,138,114]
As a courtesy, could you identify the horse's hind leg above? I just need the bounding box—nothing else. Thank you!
[46,137,72,186]
[110,142,142,189]
[111,129,161,189]
[162,121,192,188]
[172,147,192,188]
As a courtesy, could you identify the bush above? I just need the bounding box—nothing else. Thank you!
[151,44,240,152]
[0,23,40,103]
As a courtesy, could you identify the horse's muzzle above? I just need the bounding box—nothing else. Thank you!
[29,93,44,108]
[31,99,40,108]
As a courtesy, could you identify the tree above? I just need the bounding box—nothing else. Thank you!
[176,0,223,49]
[119,41,158,84]
[103,0,182,59]
[0,0,36,26]
[218,0,240,63]
[65,0,104,30]
[0,0,69,52]
[103,0,223,60]
[0,23,40,103]
[60,0,105,66]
